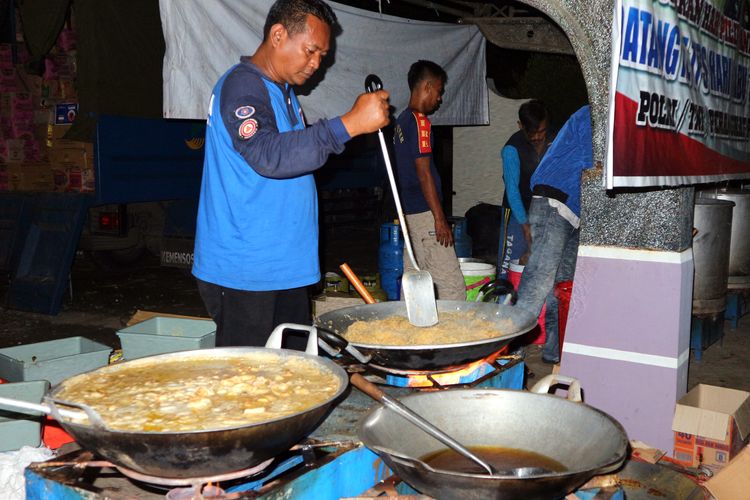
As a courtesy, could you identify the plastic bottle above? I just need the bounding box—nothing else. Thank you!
[378,221,403,300]
[449,216,473,258]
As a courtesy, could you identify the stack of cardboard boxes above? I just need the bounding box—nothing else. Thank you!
[0,9,94,194]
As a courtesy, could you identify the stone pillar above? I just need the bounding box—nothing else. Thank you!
[559,173,695,452]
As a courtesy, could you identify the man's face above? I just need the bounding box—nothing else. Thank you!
[424,77,445,115]
[275,15,331,86]
[521,118,548,147]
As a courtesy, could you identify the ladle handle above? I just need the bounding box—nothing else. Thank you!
[340,263,376,304]
[364,75,419,271]
[350,374,495,476]
[0,396,81,420]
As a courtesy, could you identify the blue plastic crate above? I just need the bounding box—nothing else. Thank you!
[117,316,217,360]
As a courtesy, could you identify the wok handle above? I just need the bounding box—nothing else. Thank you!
[265,323,320,355]
[317,328,372,364]
[339,263,376,304]
[530,374,582,402]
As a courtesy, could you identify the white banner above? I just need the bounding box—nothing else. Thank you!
[607,0,750,188]
[159,0,488,126]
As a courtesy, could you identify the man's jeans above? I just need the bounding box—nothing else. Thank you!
[516,197,579,362]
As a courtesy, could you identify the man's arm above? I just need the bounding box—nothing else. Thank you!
[501,145,531,243]
[414,156,453,247]
[221,70,388,179]
[501,145,527,224]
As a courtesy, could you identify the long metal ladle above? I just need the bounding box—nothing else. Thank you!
[349,373,497,476]
[364,74,439,328]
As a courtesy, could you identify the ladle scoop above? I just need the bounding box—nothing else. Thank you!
[350,373,496,476]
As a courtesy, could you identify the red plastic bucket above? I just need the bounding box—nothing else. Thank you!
[508,262,546,345]
[554,280,574,358]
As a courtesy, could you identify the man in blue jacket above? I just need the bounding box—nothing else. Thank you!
[516,105,593,364]
[192,0,390,348]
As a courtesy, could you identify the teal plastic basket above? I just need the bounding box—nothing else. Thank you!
[0,337,111,386]
[0,380,50,451]
[117,317,217,360]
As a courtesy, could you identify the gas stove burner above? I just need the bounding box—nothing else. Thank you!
[114,457,275,487]
[376,353,522,389]
[370,350,509,377]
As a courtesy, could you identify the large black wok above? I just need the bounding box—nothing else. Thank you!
[358,375,629,499]
[41,329,348,479]
[317,300,536,371]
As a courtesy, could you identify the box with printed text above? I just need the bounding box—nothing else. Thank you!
[672,384,750,472]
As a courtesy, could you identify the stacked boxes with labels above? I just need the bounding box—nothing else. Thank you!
[0,8,93,193]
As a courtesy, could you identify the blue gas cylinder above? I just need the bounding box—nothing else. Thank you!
[378,221,403,300]
[449,216,472,258]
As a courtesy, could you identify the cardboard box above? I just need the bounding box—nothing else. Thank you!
[6,162,54,192]
[51,165,94,193]
[672,384,750,471]
[705,444,750,499]
[126,309,211,326]
[312,292,366,319]
[49,123,71,140]
[48,139,93,169]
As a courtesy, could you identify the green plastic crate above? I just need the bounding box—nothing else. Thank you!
[0,337,112,386]
[117,317,217,360]
[0,380,50,451]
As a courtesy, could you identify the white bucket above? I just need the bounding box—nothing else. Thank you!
[459,262,495,301]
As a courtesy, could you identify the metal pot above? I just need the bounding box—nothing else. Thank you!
[692,198,734,314]
[698,188,750,280]
[41,326,346,478]
[358,375,628,500]
[316,300,536,371]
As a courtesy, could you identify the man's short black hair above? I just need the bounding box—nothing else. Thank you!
[518,99,548,131]
[407,60,447,91]
[264,0,338,40]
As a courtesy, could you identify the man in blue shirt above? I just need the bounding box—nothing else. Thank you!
[393,60,466,301]
[516,105,593,364]
[498,100,555,279]
[192,0,390,348]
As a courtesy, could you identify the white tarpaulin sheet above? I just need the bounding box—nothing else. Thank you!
[159,0,488,126]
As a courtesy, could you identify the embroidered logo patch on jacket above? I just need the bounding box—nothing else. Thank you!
[235,105,255,119]
[238,118,258,139]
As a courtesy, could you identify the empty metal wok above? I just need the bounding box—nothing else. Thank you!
[358,375,629,500]
[316,300,537,371]
[31,326,347,479]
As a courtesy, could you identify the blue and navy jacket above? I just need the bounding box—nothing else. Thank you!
[192,58,350,291]
[530,105,593,218]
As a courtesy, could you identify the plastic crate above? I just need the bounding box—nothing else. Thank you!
[0,337,111,386]
[117,317,217,360]
[0,380,50,451]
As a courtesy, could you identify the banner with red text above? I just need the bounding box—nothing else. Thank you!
[607,0,750,188]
